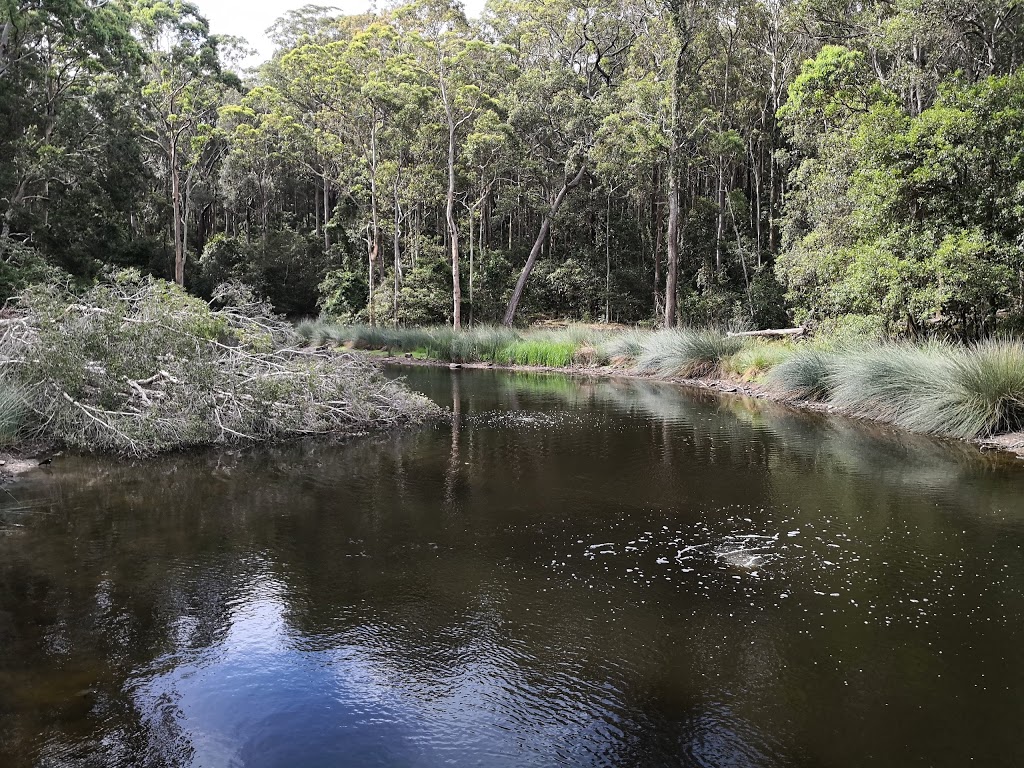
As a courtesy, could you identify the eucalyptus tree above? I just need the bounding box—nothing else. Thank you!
[397,0,511,327]
[486,0,639,325]
[133,0,240,286]
[0,0,140,244]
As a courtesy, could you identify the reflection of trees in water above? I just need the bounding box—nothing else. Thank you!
[2,368,1023,766]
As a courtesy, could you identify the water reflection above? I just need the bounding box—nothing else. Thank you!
[1,367,1022,767]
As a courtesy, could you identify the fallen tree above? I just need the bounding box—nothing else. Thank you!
[0,273,439,456]
[726,327,807,338]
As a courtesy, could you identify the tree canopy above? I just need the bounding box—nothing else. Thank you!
[1,0,1023,337]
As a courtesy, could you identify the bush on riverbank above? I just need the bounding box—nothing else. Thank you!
[0,274,438,456]
[765,340,1024,438]
[764,349,838,401]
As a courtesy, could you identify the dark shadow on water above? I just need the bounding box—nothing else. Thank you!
[0,366,1022,767]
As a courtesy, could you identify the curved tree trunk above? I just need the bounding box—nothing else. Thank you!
[446,123,461,329]
[503,164,587,327]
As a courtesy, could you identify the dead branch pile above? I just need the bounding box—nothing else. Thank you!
[0,273,439,456]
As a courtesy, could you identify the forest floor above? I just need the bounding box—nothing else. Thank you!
[377,354,1024,460]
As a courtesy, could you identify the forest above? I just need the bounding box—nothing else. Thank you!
[1,0,1023,338]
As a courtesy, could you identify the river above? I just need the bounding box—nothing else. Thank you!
[1,366,1023,767]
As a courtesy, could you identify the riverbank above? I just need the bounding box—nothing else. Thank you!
[303,322,1024,448]
[374,352,1024,460]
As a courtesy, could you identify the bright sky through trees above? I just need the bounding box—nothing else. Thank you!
[195,0,488,62]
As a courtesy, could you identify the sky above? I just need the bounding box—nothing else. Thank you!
[195,0,488,64]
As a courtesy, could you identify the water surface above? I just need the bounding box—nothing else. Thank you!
[1,367,1023,767]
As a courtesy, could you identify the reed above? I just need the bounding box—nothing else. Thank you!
[500,339,578,367]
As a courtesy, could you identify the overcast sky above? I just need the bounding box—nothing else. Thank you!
[195,0,488,64]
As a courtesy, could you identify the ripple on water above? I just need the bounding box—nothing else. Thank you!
[539,503,1020,633]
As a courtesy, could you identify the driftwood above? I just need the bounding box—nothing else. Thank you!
[727,327,806,338]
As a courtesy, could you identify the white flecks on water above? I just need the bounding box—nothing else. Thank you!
[528,502,1016,634]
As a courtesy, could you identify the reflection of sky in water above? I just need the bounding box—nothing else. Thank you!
[133,566,773,768]
[6,367,1024,768]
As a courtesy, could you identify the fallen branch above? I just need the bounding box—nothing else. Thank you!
[727,327,806,338]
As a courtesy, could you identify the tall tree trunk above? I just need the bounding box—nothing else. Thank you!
[323,174,331,251]
[394,182,402,326]
[652,165,663,316]
[665,150,680,328]
[368,121,381,326]
[446,123,461,328]
[605,189,612,323]
[663,0,695,328]
[0,20,14,82]
[503,164,587,326]
[170,142,185,286]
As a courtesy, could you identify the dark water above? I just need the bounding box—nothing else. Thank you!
[2,367,1023,768]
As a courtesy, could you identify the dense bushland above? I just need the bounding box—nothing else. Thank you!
[2,1,1023,336]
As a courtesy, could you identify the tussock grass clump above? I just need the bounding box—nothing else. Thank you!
[828,343,949,424]
[0,274,438,456]
[770,339,1024,438]
[600,329,648,362]
[946,339,1024,437]
[765,349,838,401]
[636,329,744,378]
[826,340,1024,439]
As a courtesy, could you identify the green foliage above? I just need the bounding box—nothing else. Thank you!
[318,269,370,322]
[764,349,838,401]
[635,329,744,378]
[779,68,1024,337]
[724,341,796,379]
[0,238,67,301]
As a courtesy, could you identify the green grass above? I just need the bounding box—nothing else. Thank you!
[764,348,839,401]
[723,340,796,379]
[635,329,744,378]
[499,339,578,367]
